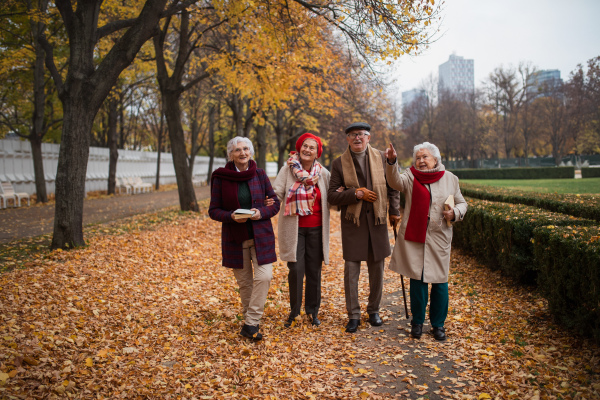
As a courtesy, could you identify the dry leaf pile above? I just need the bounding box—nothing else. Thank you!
[1,210,599,399]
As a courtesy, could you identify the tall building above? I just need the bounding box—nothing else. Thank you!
[438,54,474,95]
[527,69,563,98]
[402,88,426,108]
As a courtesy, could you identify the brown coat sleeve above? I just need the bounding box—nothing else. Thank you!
[327,156,359,207]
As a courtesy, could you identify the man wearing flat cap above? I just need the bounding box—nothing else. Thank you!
[328,122,401,333]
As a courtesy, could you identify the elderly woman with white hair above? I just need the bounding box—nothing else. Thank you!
[209,136,280,341]
[384,142,467,341]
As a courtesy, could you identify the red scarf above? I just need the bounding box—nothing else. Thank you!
[404,166,445,243]
[211,160,257,243]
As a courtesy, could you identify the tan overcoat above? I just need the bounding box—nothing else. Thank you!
[386,162,467,283]
[273,165,331,264]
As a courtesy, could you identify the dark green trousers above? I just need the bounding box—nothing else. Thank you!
[409,278,448,328]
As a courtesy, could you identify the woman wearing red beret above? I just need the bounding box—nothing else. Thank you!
[273,133,331,327]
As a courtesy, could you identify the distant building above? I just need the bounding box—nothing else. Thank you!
[402,88,426,108]
[527,69,563,98]
[438,54,474,95]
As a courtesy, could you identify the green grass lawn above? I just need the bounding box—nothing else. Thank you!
[461,178,600,194]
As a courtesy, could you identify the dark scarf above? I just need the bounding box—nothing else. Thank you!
[404,166,445,243]
[211,160,257,243]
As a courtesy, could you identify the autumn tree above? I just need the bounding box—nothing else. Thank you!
[0,0,64,203]
[38,0,204,249]
[516,63,539,164]
[486,66,524,158]
[537,84,569,165]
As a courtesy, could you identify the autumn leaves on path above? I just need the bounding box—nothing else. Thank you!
[1,209,599,399]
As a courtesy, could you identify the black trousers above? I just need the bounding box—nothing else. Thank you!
[288,226,323,317]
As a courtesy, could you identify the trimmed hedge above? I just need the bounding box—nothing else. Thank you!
[450,166,575,180]
[460,183,600,222]
[453,198,600,341]
[533,225,600,340]
[581,167,600,178]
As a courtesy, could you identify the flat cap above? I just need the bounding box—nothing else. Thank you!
[344,122,371,134]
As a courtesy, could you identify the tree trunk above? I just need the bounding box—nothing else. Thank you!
[51,98,94,249]
[29,136,47,203]
[231,93,244,137]
[207,104,216,183]
[155,109,164,190]
[107,96,119,194]
[255,121,267,170]
[47,0,171,249]
[29,0,49,203]
[118,95,126,149]
[188,113,200,176]
[164,90,199,211]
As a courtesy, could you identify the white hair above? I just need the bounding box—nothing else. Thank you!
[227,136,255,161]
[413,142,442,166]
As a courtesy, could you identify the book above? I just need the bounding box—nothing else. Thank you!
[232,208,255,220]
[444,195,455,227]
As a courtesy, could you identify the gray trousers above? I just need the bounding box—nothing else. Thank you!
[344,245,384,319]
[232,239,273,326]
[287,226,323,318]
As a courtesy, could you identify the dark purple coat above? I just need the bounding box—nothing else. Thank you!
[208,168,280,269]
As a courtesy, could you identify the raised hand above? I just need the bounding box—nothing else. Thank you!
[385,143,397,164]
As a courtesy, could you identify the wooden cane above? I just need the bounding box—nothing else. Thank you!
[393,225,410,319]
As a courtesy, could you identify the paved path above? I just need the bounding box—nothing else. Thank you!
[0,187,211,243]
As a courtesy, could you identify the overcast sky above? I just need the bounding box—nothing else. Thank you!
[391,0,600,103]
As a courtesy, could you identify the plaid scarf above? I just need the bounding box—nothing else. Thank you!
[284,152,322,216]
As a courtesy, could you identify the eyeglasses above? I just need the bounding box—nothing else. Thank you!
[347,132,369,139]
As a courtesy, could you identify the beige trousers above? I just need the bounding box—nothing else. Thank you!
[232,239,273,326]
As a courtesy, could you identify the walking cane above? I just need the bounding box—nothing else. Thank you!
[393,225,410,319]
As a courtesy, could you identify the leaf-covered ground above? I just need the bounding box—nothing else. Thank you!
[1,205,599,399]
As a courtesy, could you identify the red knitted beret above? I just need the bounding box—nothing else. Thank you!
[296,133,323,158]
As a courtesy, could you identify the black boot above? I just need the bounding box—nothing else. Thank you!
[240,324,263,341]
[284,315,297,328]
[368,313,383,326]
[345,319,360,333]
[410,321,423,339]
[309,313,321,326]
[432,326,447,341]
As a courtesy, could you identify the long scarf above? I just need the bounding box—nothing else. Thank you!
[340,144,387,226]
[211,160,257,243]
[404,165,445,243]
[284,152,322,216]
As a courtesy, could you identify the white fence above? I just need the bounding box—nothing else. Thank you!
[0,139,278,196]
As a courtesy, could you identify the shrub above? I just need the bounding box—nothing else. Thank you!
[533,225,600,341]
[453,197,600,341]
[460,183,600,222]
[450,167,575,180]
[581,167,600,178]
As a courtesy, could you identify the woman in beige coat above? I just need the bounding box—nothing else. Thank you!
[273,133,331,328]
[384,142,467,341]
